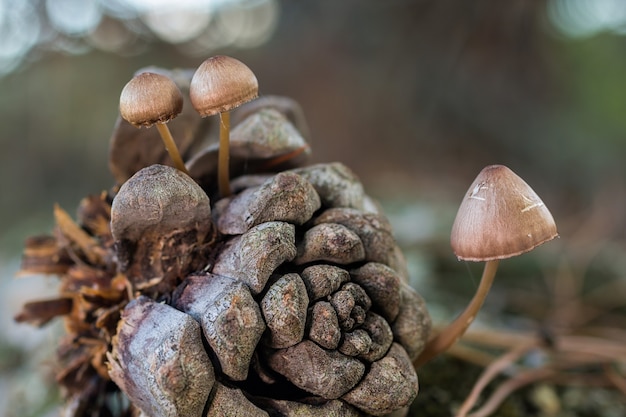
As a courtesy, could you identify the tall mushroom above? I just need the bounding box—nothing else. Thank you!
[414,164,558,367]
[189,55,259,197]
[119,72,190,176]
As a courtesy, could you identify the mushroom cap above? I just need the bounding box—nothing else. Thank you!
[451,165,558,262]
[119,72,183,127]
[189,55,259,117]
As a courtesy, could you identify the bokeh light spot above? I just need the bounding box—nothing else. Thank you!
[88,16,137,53]
[217,0,279,48]
[548,0,626,38]
[0,0,280,77]
[0,1,40,75]
[142,8,212,43]
[46,0,102,36]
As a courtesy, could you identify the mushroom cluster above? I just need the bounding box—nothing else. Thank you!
[15,58,431,417]
[14,56,558,417]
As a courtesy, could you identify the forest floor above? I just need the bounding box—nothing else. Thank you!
[1,196,625,417]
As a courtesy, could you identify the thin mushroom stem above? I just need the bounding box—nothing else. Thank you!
[414,259,500,367]
[218,111,231,197]
[155,123,190,176]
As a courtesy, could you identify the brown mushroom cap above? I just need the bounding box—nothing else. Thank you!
[119,72,183,127]
[189,55,259,117]
[451,165,558,261]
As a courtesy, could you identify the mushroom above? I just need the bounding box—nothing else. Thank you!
[119,72,190,176]
[414,165,558,367]
[189,55,259,196]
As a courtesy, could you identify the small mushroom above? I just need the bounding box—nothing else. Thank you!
[414,165,558,366]
[190,55,259,197]
[119,72,190,175]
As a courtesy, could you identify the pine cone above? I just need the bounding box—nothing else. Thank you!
[15,67,431,417]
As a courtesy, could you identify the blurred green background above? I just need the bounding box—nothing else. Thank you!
[1,0,625,415]
[1,0,625,256]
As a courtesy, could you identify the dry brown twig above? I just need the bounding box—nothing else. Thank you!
[455,342,538,417]
[448,326,626,417]
[465,367,558,417]
[446,253,626,417]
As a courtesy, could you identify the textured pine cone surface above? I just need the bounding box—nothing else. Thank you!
[15,67,432,417]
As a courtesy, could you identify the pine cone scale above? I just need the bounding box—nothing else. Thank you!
[173,274,265,381]
[107,296,215,417]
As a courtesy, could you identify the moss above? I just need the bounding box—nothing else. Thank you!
[410,356,529,417]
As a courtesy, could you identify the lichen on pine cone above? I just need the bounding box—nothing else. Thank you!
[15,67,431,417]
